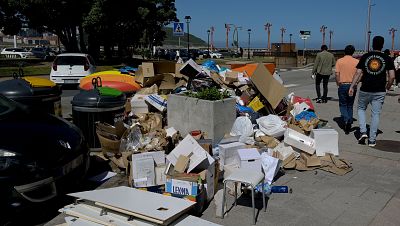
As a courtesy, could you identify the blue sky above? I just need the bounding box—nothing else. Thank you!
[173,0,400,50]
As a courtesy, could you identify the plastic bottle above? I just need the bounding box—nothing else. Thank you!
[271,186,292,193]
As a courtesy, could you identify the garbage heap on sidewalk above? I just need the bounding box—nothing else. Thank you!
[61,59,353,225]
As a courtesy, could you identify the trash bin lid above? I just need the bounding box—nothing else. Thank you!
[23,76,56,88]
[0,77,61,99]
[71,87,126,108]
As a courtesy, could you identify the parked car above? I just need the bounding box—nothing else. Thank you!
[30,47,56,60]
[50,53,96,85]
[1,47,34,59]
[209,51,224,59]
[0,94,89,224]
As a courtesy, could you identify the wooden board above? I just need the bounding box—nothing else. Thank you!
[61,204,154,226]
[68,187,195,224]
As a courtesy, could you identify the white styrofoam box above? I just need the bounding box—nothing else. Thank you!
[218,142,246,171]
[237,148,262,171]
[145,94,167,112]
[311,129,339,156]
[130,94,149,114]
[284,128,315,154]
[132,155,155,188]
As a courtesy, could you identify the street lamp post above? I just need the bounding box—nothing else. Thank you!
[365,0,375,51]
[367,31,371,52]
[289,33,293,52]
[184,16,191,57]
[207,29,210,58]
[247,29,251,60]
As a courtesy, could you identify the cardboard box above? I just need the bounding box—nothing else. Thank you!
[237,148,261,171]
[165,178,199,196]
[179,59,202,77]
[284,128,315,154]
[155,165,167,185]
[133,151,166,166]
[130,94,149,115]
[166,135,215,173]
[250,63,287,109]
[273,143,297,161]
[224,71,239,83]
[132,155,155,187]
[218,142,246,171]
[141,62,176,77]
[311,129,339,156]
[145,94,167,112]
[166,161,216,202]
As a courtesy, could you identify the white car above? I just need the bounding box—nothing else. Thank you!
[1,48,34,58]
[50,53,96,85]
[209,51,223,59]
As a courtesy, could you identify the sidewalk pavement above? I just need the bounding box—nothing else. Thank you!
[199,81,400,226]
[45,80,400,226]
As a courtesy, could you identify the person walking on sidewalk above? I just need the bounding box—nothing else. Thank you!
[394,53,400,87]
[312,45,336,103]
[348,36,395,147]
[335,45,359,134]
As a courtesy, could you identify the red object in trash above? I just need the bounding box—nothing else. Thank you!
[292,96,315,111]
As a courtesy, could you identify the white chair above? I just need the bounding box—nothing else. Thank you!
[221,168,266,225]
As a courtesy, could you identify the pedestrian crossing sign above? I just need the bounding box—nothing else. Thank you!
[173,22,184,36]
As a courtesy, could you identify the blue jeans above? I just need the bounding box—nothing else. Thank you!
[357,91,386,142]
[338,84,356,124]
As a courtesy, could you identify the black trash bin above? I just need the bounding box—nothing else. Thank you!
[0,73,62,116]
[71,77,126,149]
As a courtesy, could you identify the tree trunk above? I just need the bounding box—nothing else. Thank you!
[78,25,87,53]
[88,34,100,61]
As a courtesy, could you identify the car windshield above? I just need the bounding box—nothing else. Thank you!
[5,48,26,52]
[0,95,16,116]
[55,56,87,65]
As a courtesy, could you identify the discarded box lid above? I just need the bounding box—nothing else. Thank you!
[237,148,261,161]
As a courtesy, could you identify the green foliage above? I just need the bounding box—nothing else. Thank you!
[185,87,230,101]
[8,0,177,56]
[163,27,206,47]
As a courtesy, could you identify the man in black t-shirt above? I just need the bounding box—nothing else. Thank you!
[348,36,395,147]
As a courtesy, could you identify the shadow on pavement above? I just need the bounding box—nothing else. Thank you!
[372,140,400,153]
[4,155,112,226]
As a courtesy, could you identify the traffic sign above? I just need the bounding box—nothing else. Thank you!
[173,22,184,36]
[300,30,311,40]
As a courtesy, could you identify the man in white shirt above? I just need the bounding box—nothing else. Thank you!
[394,54,400,87]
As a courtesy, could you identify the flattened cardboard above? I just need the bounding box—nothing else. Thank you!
[175,155,190,173]
[175,63,185,78]
[159,73,176,92]
[300,153,321,167]
[250,63,287,109]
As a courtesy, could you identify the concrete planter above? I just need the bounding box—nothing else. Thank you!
[167,94,236,143]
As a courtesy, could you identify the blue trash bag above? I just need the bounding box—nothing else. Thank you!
[119,66,137,74]
[202,60,219,72]
[295,110,318,121]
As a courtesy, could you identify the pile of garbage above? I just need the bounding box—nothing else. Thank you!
[70,59,352,224]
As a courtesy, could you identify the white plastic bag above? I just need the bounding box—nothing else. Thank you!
[257,115,287,138]
[261,152,280,184]
[230,116,254,137]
